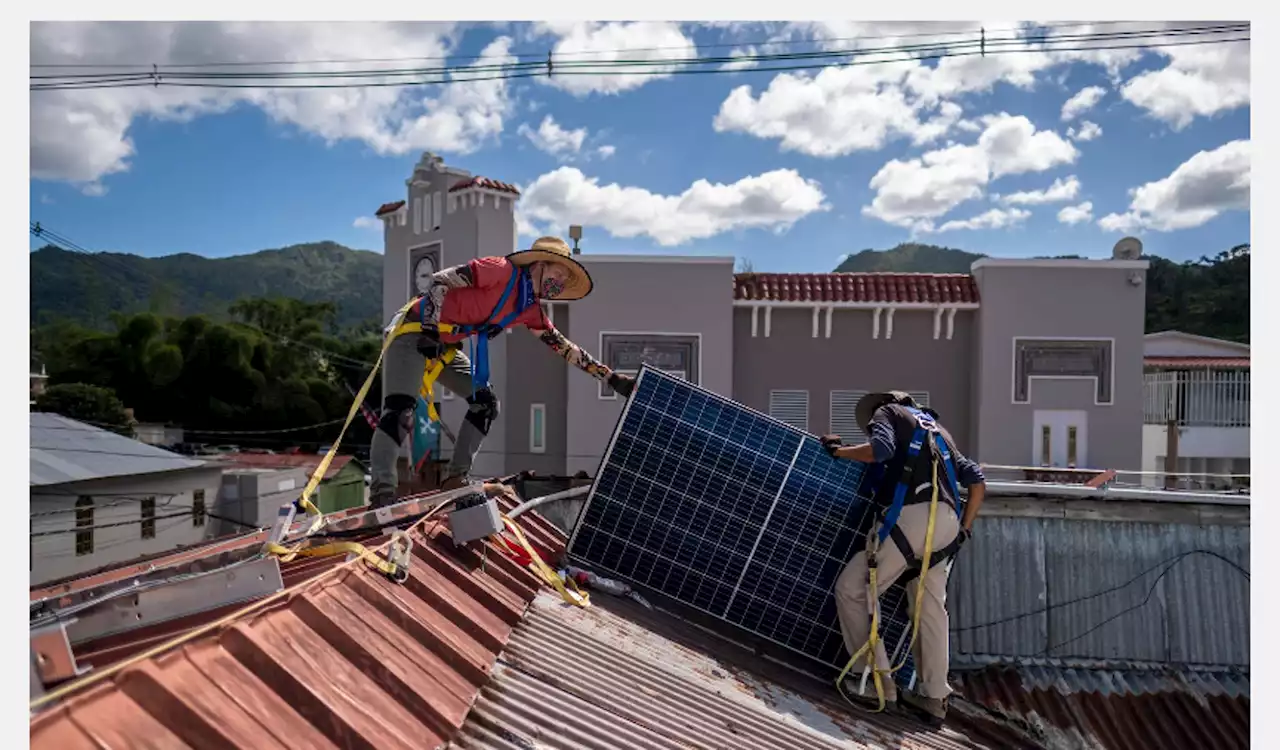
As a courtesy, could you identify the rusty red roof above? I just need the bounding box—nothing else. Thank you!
[953,665,1250,750]
[220,452,359,482]
[735,272,981,305]
[449,176,521,195]
[375,200,406,216]
[1145,356,1250,369]
[29,488,568,749]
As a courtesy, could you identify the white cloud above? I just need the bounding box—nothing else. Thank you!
[1099,139,1250,233]
[709,22,1239,156]
[518,115,587,158]
[30,22,517,188]
[81,182,108,197]
[531,22,696,96]
[519,167,828,246]
[864,113,1077,230]
[713,64,968,158]
[1120,41,1249,129]
[1067,121,1103,142]
[1058,202,1094,225]
[353,216,380,231]
[40,194,54,205]
[596,145,616,158]
[1061,85,1106,121]
[998,175,1081,205]
[935,207,1030,233]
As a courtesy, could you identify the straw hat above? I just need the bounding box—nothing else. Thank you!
[507,236,594,301]
[855,390,917,431]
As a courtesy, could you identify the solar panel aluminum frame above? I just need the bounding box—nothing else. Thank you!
[568,366,952,689]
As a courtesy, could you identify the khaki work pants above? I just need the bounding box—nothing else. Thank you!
[834,502,960,701]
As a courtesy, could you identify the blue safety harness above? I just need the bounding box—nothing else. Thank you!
[876,406,966,574]
[417,265,537,394]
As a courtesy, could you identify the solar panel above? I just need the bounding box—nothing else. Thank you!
[569,367,955,692]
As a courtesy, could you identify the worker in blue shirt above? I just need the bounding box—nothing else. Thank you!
[822,391,986,724]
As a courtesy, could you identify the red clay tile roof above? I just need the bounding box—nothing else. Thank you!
[375,200,406,216]
[1145,356,1250,368]
[734,272,981,305]
[449,176,521,195]
[29,489,568,750]
[221,452,359,482]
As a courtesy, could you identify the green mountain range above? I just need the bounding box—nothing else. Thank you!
[30,239,1248,344]
[31,241,383,330]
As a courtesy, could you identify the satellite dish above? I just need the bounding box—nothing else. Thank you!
[1113,236,1143,260]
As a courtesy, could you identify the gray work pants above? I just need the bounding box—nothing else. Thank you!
[368,332,491,492]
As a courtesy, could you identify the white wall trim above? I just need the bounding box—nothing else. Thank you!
[946,307,957,340]
[933,307,944,340]
[596,330,704,401]
[811,307,820,338]
[885,308,896,340]
[581,254,735,264]
[872,307,882,339]
[1011,336,1117,407]
[972,257,1149,271]
[764,307,773,338]
[751,306,759,338]
[529,403,547,454]
[824,306,833,339]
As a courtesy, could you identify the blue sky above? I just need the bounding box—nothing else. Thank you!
[29,22,1251,272]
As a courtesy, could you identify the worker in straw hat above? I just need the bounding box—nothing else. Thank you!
[369,236,636,507]
[821,391,986,725]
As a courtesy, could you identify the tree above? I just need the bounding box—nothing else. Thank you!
[36,383,132,434]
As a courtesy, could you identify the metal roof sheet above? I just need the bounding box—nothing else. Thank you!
[30,413,209,487]
[954,665,1249,750]
[29,487,569,749]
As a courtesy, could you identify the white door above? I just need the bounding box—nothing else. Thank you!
[1032,410,1089,468]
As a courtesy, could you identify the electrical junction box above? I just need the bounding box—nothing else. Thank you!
[448,491,503,545]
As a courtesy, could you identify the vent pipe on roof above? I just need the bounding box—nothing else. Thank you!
[569,225,582,255]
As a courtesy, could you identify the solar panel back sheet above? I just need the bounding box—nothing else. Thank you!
[568,367,932,691]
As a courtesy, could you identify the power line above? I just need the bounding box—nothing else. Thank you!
[29,21,1241,72]
[30,25,1249,91]
[35,416,348,436]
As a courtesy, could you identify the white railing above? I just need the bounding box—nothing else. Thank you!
[1144,370,1250,427]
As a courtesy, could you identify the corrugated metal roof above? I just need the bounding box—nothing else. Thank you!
[954,665,1249,750]
[30,413,210,487]
[948,517,1250,668]
[458,592,1017,750]
[29,488,567,749]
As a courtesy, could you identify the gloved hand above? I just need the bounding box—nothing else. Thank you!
[820,434,843,457]
[608,372,636,399]
[416,329,444,359]
[957,527,972,548]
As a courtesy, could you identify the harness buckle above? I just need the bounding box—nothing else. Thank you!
[386,531,413,584]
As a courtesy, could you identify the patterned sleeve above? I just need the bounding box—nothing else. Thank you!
[534,324,612,382]
[417,264,475,328]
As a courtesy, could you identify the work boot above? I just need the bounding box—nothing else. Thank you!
[840,679,898,712]
[440,474,473,492]
[899,692,946,726]
[369,482,396,509]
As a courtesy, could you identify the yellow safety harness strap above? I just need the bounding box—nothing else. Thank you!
[835,450,944,712]
[264,531,413,583]
[500,515,590,607]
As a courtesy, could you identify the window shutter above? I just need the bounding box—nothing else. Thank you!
[769,390,809,432]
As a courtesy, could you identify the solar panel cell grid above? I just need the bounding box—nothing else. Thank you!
[570,367,945,690]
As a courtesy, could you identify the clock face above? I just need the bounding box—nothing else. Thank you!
[413,256,437,294]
